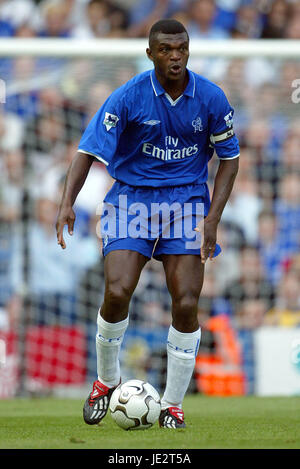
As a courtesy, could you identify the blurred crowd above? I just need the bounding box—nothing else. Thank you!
[0,1,300,363]
[0,0,300,40]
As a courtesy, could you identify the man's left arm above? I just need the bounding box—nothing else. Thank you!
[196,157,239,264]
[197,86,240,263]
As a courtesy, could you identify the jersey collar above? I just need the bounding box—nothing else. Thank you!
[150,69,195,99]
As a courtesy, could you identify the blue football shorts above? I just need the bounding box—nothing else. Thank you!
[100,181,222,260]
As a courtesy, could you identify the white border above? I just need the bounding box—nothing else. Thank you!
[218,153,240,160]
[78,149,109,166]
[0,39,299,57]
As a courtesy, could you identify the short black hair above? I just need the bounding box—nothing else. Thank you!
[149,19,189,47]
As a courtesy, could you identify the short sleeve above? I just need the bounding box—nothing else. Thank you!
[78,87,128,166]
[209,88,240,160]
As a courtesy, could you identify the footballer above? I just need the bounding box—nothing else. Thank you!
[56,19,239,429]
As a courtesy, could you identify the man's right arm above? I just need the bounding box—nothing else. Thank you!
[56,152,95,249]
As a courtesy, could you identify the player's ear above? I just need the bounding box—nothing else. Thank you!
[146,48,153,62]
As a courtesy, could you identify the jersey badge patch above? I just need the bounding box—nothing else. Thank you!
[103,112,119,131]
[224,111,233,128]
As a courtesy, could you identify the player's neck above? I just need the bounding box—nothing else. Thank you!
[155,70,189,101]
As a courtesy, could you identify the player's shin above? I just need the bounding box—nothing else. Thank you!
[161,325,201,409]
[96,312,129,388]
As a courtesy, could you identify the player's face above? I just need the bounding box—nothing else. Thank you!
[147,32,189,82]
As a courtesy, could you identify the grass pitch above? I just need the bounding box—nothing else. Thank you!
[0,395,299,449]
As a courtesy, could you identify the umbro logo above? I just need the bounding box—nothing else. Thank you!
[143,120,161,126]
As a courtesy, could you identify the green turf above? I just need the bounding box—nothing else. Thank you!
[0,395,299,449]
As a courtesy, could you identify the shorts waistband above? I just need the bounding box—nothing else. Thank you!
[115,180,207,190]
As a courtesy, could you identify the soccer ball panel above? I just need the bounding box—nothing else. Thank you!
[111,408,139,430]
[145,397,162,425]
[109,379,161,430]
[125,395,148,419]
[143,382,160,401]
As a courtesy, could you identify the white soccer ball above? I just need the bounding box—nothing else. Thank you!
[109,379,161,430]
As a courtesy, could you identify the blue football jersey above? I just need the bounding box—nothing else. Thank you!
[78,69,239,187]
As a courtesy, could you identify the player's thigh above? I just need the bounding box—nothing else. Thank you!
[161,254,205,301]
[103,249,148,298]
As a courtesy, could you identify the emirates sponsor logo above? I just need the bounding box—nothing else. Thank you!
[142,135,198,161]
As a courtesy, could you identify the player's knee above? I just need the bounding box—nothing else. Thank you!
[173,291,198,312]
[104,281,132,311]
[172,293,199,329]
[173,293,198,316]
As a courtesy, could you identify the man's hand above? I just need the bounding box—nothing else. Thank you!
[195,218,218,264]
[56,206,76,249]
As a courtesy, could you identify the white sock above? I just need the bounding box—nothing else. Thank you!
[96,312,129,388]
[161,325,201,410]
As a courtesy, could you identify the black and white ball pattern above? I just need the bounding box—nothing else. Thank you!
[109,379,161,430]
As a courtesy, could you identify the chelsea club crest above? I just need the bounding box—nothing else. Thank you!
[192,117,203,133]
